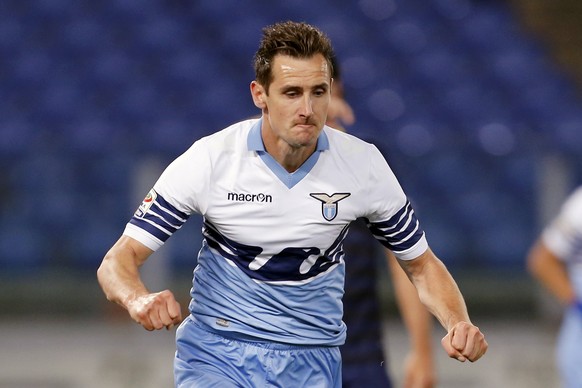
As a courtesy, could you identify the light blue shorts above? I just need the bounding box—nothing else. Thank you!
[174,315,342,388]
[556,306,582,388]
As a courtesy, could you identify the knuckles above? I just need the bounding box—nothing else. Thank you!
[442,322,488,362]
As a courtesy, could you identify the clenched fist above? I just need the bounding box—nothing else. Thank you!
[441,321,488,362]
[127,290,183,331]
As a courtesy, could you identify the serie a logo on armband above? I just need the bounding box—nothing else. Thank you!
[135,189,157,218]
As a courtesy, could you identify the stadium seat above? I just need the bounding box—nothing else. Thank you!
[0,222,48,271]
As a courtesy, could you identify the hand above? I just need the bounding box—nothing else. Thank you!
[441,321,488,362]
[402,352,436,388]
[126,290,183,331]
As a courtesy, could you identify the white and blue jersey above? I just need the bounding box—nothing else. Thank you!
[541,186,582,388]
[542,186,582,302]
[124,118,428,346]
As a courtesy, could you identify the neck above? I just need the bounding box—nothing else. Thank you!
[265,141,315,173]
[259,116,320,173]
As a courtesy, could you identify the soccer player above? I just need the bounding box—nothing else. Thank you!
[527,186,582,388]
[328,57,435,387]
[97,21,487,387]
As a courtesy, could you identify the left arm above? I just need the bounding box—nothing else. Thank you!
[397,248,488,363]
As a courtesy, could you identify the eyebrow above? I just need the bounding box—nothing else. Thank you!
[280,83,330,93]
[313,82,330,91]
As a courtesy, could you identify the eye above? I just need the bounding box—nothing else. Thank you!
[313,88,327,97]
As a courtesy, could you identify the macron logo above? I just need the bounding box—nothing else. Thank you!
[227,192,273,203]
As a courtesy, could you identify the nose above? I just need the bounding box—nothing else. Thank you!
[299,95,313,117]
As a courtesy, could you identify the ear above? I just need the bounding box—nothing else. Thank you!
[250,81,267,109]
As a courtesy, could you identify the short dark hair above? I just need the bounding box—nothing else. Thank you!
[253,21,335,94]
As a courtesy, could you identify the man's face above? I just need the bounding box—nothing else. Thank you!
[252,54,331,149]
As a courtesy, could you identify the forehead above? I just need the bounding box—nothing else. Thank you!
[270,54,331,87]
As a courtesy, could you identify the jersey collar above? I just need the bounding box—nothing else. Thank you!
[247,118,329,189]
[247,118,329,151]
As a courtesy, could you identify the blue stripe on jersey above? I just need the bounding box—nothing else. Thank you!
[203,220,348,283]
[129,193,189,243]
[366,200,425,253]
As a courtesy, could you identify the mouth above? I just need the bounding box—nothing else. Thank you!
[294,121,317,130]
[295,123,314,129]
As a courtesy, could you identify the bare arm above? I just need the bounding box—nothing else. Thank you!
[387,249,436,387]
[398,248,488,363]
[97,235,182,331]
[527,239,576,306]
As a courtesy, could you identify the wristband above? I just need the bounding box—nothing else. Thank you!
[574,300,582,315]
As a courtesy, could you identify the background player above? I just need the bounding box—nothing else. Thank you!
[97,21,487,387]
[328,57,436,388]
[527,185,582,387]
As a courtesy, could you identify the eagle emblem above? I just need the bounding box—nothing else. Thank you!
[309,193,351,221]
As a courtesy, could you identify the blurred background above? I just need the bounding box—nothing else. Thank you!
[1,0,581,386]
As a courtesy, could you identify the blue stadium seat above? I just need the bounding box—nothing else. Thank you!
[161,49,218,89]
[71,218,125,269]
[37,79,83,126]
[11,49,52,87]
[0,221,47,271]
[475,220,533,269]
[8,154,75,193]
[498,154,538,198]
[430,0,474,21]
[379,18,430,56]
[488,48,547,89]
[140,116,197,155]
[0,16,23,54]
[420,152,482,198]
[87,50,137,87]
[407,45,472,94]
[134,15,188,55]
[58,17,108,56]
[105,0,161,21]
[0,118,34,157]
[552,113,582,154]
[220,18,269,58]
[417,211,469,269]
[455,4,519,54]
[62,118,128,156]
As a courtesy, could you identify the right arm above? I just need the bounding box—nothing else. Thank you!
[97,235,182,331]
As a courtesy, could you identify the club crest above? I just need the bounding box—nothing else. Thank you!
[310,193,351,221]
